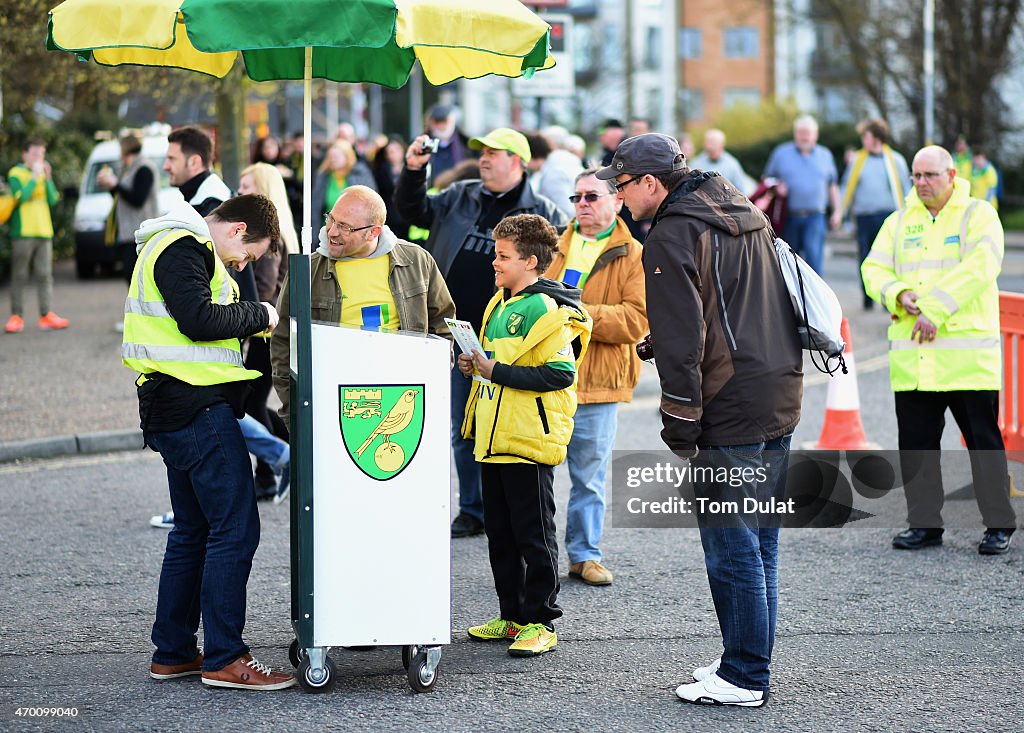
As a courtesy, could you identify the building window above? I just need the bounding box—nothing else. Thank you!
[723,27,759,59]
[643,26,662,70]
[679,88,704,123]
[723,87,760,109]
[679,28,702,59]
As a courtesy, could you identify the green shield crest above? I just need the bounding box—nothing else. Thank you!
[339,385,425,481]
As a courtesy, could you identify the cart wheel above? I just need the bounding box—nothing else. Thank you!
[288,639,307,669]
[401,645,419,671]
[297,655,336,693]
[407,651,439,693]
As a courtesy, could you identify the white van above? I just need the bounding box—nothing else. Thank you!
[73,123,183,278]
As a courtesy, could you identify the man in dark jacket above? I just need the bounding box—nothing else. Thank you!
[597,134,802,707]
[395,127,567,538]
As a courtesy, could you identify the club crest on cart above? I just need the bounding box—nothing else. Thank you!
[339,386,425,480]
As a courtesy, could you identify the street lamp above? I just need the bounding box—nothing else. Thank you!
[923,0,934,144]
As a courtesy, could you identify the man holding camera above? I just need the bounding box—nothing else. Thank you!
[395,127,567,538]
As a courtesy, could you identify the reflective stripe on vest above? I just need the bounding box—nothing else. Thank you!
[890,337,1000,351]
[122,228,260,386]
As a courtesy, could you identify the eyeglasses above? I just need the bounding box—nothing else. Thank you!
[568,192,614,204]
[911,171,948,181]
[324,214,375,234]
[613,174,646,193]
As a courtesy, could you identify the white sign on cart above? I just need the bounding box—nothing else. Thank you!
[308,324,452,648]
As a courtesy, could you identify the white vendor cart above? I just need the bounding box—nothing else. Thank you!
[284,255,451,693]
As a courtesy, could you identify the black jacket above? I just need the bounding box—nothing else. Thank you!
[644,171,802,450]
[139,237,271,433]
[393,166,567,278]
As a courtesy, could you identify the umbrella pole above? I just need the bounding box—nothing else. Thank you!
[302,46,313,255]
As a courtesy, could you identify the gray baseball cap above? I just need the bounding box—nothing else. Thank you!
[595,133,687,180]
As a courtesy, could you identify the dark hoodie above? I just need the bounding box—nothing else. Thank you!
[644,170,803,450]
[489,278,585,393]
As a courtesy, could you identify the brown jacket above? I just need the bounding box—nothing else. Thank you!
[543,217,647,404]
[645,171,802,450]
[270,237,454,422]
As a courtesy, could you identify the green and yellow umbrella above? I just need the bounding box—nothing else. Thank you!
[47,0,554,248]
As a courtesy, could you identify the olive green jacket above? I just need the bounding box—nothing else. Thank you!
[271,235,454,421]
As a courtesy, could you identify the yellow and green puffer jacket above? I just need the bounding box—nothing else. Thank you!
[462,279,592,465]
[861,177,1003,392]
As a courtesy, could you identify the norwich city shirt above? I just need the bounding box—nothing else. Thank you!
[558,221,615,288]
[482,291,576,376]
[334,256,401,331]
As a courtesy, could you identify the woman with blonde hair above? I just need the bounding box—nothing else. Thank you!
[239,162,299,256]
[237,162,295,498]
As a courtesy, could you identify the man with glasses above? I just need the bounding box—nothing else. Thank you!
[271,185,454,423]
[597,133,802,707]
[395,127,566,538]
[542,169,647,587]
[862,145,1016,556]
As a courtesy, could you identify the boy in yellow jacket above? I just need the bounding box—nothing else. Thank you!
[459,214,591,656]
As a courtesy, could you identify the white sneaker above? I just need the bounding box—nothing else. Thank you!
[675,672,766,707]
[692,657,721,682]
[150,512,174,529]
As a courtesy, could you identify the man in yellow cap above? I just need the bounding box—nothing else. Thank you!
[396,127,567,539]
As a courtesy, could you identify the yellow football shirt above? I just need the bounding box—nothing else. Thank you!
[334,256,401,332]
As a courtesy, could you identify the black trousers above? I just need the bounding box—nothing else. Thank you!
[895,390,1017,529]
[481,462,562,626]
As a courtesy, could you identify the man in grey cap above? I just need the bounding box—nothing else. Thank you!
[597,133,802,707]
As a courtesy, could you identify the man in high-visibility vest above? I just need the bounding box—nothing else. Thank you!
[862,145,1017,556]
[123,194,297,690]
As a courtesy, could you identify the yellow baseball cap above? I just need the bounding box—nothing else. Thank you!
[468,128,531,164]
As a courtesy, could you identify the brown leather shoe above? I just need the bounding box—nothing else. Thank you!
[201,653,296,691]
[151,652,203,680]
[569,560,614,586]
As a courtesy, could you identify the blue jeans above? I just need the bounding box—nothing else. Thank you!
[146,402,261,672]
[451,362,483,522]
[565,402,618,563]
[692,433,792,692]
[782,213,827,276]
[238,413,289,473]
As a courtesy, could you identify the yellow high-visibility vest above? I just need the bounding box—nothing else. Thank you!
[122,228,261,386]
[861,178,1003,392]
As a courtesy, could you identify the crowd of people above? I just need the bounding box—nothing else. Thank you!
[2,105,1016,705]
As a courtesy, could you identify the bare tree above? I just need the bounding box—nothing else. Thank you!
[815,0,1021,149]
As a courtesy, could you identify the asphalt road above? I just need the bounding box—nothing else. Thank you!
[1,439,1021,731]
[1,241,1022,731]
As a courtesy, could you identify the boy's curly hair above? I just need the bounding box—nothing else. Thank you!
[492,214,558,272]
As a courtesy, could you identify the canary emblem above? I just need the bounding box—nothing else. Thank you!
[340,386,425,480]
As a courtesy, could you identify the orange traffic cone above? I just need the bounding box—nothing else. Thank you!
[805,318,878,450]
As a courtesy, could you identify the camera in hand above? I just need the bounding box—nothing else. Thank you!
[636,333,654,362]
[420,138,440,155]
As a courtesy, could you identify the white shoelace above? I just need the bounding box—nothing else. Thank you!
[246,656,273,676]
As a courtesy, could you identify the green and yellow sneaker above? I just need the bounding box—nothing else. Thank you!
[507,623,557,657]
[468,617,524,641]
